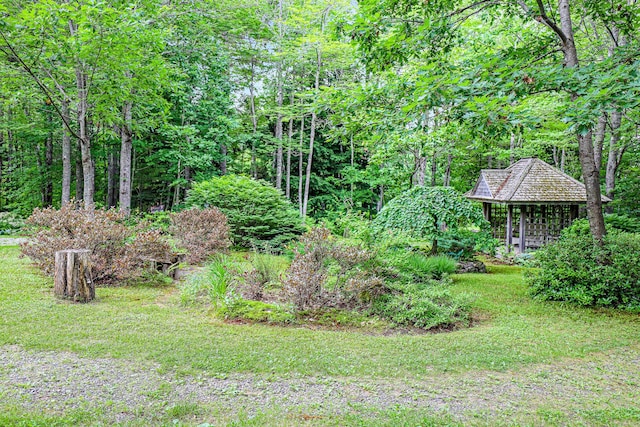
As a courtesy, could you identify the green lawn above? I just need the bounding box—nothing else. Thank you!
[1,245,639,426]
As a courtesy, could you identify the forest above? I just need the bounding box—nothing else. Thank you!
[0,0,638,227]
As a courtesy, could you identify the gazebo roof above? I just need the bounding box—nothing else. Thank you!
[466,158,611,204]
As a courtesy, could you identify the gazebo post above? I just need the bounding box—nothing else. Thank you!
[519,205,527,253]
[506,204,513,251]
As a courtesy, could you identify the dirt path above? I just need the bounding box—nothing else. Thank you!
[1,344,639,424]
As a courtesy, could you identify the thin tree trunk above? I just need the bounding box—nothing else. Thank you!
[61,99,71,205]
[107,146,119,208]
[220,144,227,175]
[119,100,133,215]
[443,153,452,186]
[376,184,384,212]
[298,114,305,216]
[75,140,83,201]
[249,58,258,179]
[605,110,623,207]
[275,63,284,189]
[430,152,437,186]
[172,159,181,209]
[302,47,321,218]
[414,154,426,186]
[509,133,516,165]
[43,109,53,207]
[286,93,293,199]
[70,19,94,209]
[350,133,354,203]
[274,0,284,190]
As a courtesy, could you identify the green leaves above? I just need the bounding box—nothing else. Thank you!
[372,186,488,244]
[186,175,305,250]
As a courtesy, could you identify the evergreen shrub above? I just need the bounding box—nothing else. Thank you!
[186,175,304,250]
[528,231,640,310]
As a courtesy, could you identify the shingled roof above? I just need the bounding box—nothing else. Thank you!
[466,158,611,204]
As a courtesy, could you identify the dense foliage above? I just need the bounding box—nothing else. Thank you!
[179,227,473,331]
[169,208,231,263]
[528,231,640,310]
[21,205,174,284]
[186,175,304,249]
[372,186,490,254]
[21,205,232,283]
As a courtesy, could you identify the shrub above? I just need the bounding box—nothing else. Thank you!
[528,231,640,310]
[437,229,498,260]
[372,186,489,254]
[239,252,286,301]
[373,281,471,330]
[21,205,174,284]
[169,208,231,263]
[0,211,25,235]
[282,228,384,310]
[563,214,640,239]
[404,254,457,281]
[186,175,304,250]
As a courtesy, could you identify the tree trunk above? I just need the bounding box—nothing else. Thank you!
[286,93,293,199]
[75,68,94,209]
[54,249,94,303]
[298,114,305,215]
[249,57,258,179]
[509,133,516,165]
[605,110,623,209]
[107,143,119,208]
[220,144,227,175]
[430,152,437,186]
[43,121,53,207]
[119,99,133,215]
[414,154,426,186]
[376,184,384,212]
[557,0,606,243]
[69,20,94,209]
[75,140,83,201]
[275,63,284,190]
[302,47,321,218]
[61,99,71,206]
[443,153,452,186]
[350,133,355,204]
[593,113,607,172]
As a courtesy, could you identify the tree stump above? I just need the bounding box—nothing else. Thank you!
[54,249,95,303]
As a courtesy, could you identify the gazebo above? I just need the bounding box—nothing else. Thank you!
[466,158,611,253]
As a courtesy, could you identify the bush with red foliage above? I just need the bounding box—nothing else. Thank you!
[21,205,173,284]
[283,228,385,310]
[169,208,231,263]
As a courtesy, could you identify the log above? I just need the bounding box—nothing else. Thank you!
[54,249,94,303]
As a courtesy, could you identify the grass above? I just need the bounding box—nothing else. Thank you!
[1,245,639,425]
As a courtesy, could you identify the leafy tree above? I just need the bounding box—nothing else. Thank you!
[372,186,488,254]
[354,0,640,243]
[186,174,304,249]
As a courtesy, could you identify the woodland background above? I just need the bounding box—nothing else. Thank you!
[0,0,638,223]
